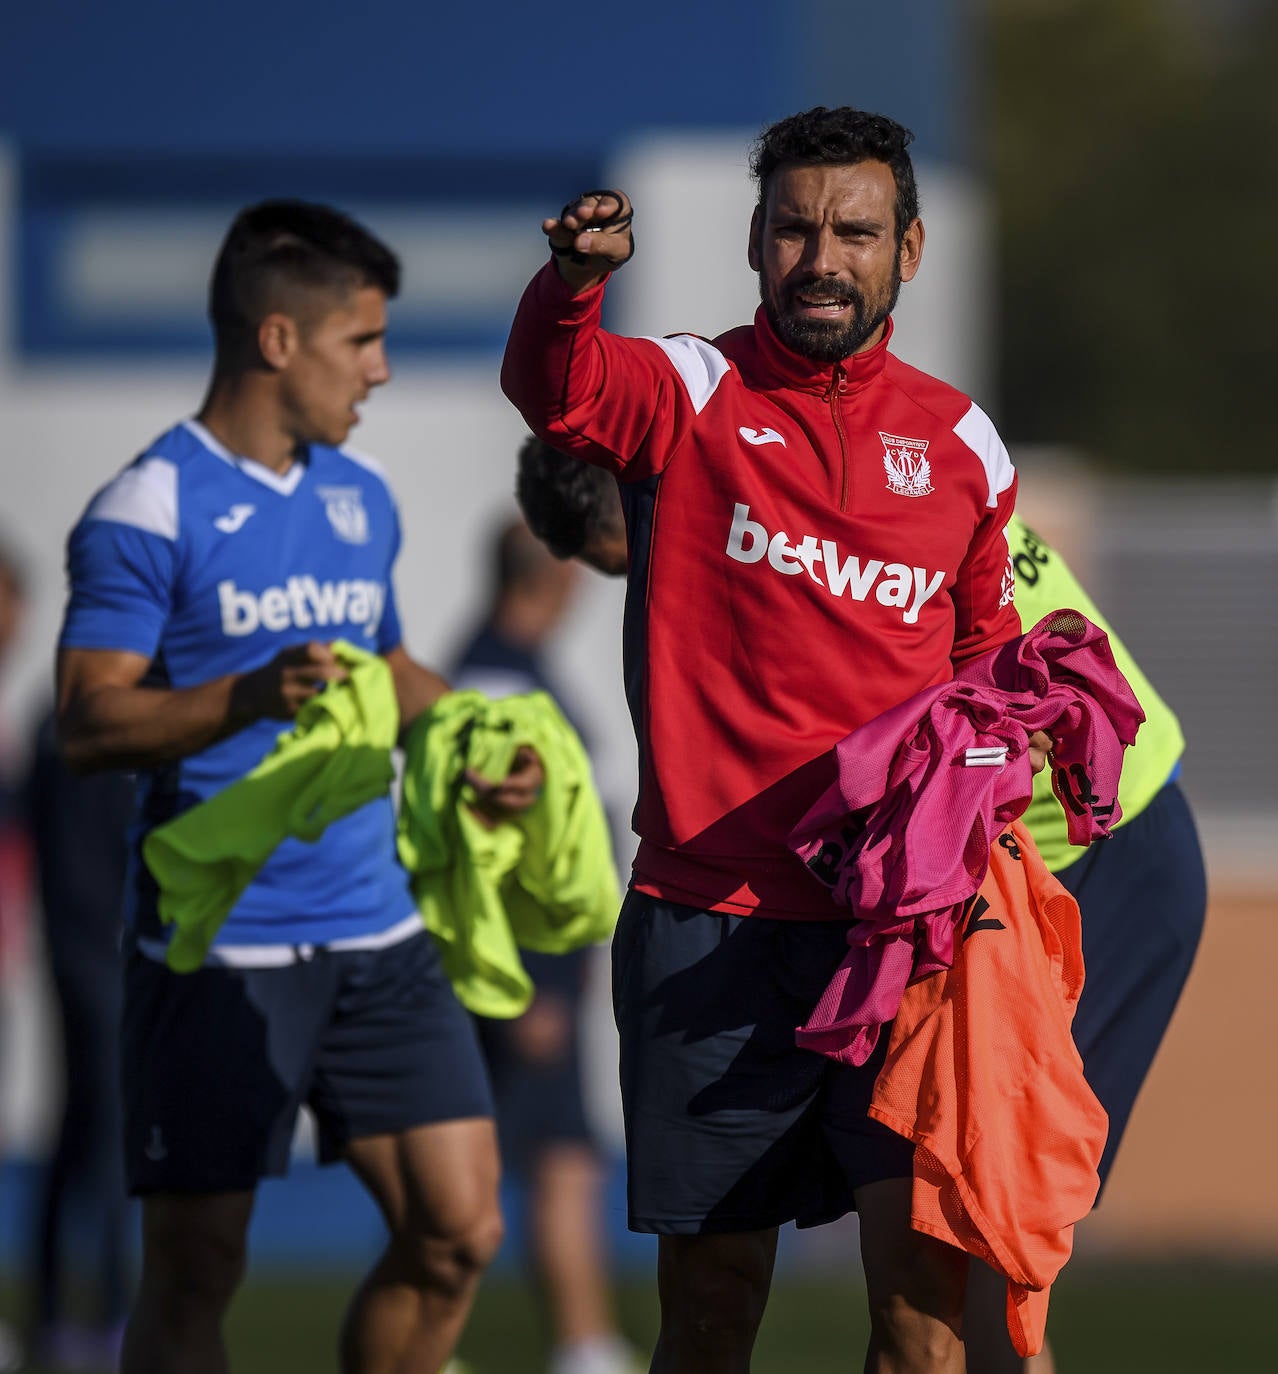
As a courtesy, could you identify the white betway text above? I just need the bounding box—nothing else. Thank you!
[725,503,945,625]
[218,577,385,638]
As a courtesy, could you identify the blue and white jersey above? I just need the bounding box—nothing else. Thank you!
[60,418,418,953]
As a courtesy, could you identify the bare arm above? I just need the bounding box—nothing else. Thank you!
[383,644,450,739]
[56,640,349,774]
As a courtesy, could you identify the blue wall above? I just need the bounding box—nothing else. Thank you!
[3,2,974,361]
[1,1,970,164]
[0,1156,658,1276]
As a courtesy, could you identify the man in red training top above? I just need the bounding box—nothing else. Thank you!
[502,107,1049,1373]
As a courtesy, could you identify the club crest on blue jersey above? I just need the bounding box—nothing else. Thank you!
[317,485,370,544]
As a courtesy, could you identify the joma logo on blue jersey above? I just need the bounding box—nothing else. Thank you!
[218,577,385,639]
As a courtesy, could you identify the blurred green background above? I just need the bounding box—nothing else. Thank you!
[990,0,1278,475]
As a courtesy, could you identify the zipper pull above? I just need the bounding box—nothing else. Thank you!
[825,364,847,401]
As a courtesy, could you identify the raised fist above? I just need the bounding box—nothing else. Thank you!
[543,189,634,289]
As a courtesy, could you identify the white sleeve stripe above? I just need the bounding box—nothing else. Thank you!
[641,334,731,415]
[953,402,1015,508]
[339,444,398,515]
[86,457,179,540]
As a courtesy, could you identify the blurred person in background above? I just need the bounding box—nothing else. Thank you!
[516,452,1207,1374]
[22,705,134,1373]
[54,199,542,1374]
[0,536,32,1374]
[448,504,640,1374]
[501,107,1056,1374]
[0,536,32,995]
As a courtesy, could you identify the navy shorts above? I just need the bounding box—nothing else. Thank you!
[122,929,493,1195]
[1059,781,1206,1188]
[611,892,915,1235]
[477,948,596,1176]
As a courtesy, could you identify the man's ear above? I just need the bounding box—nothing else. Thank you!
[257,313,299,371]
[898,217,925,285]
[747,204,763,273]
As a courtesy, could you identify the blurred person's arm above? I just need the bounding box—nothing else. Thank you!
[56,640,348,773]
[384,643,449,738]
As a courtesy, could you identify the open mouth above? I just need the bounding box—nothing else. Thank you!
[791,291,856,318]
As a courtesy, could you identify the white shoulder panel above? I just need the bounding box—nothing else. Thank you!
[86,456,179,540]
[953,402,1015,509]
[340,445,390,483]
[642,334,731,416]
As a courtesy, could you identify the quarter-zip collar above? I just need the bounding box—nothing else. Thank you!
[752,305,893,397]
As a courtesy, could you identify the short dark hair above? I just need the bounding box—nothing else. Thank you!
[208,199,400,362]
[750,107,919,245]
[515,436,622,560]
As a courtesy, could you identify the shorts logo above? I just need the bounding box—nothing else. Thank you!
[144,1125,168,1162]
[317,486,369,544]
[725,503,946,625]
[880,432,933,497]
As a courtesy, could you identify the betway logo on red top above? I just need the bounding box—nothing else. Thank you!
[725,503,945,625]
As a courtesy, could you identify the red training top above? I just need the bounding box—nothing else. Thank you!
[502,261,1021,918]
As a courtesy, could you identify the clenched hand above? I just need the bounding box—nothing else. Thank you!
[543,189,634,292]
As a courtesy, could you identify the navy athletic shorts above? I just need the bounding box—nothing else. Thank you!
[1059,780,1206,1189]
[477,948,596,1176]
[611,892,915,1234]
[122,929,493,1195]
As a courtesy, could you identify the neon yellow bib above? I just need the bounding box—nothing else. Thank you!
[398,690,619,1017]
[1009,515,1182,871]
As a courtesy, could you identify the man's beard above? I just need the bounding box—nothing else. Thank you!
[761,266,902,364]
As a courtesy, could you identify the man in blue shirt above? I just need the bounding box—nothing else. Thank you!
[56,200,539,1374]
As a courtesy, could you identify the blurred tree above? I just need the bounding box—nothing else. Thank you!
[988,0,1278,473]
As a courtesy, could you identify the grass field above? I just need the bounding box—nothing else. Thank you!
[7,1262,1269,1372]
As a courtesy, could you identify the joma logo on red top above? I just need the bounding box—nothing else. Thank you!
[724,504,945,625]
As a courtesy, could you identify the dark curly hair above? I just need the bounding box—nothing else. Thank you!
[750,107,919,246]
[515,435,622,560]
